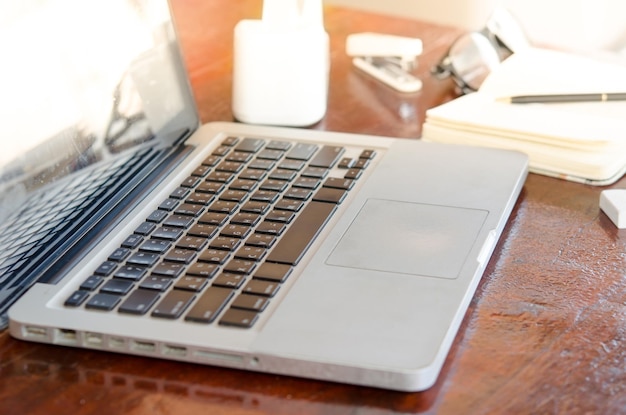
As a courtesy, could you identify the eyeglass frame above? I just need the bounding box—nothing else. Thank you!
[431,8,529,94]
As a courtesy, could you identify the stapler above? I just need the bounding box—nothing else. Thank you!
[346,32,423,93]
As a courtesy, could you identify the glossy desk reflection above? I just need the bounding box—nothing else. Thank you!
[3,1,626,414]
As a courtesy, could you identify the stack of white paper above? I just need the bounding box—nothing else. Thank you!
[422,47,626,185]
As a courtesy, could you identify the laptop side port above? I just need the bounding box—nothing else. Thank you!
[23,325,49,340]
[54,328,78,345]
[163,344,188,358]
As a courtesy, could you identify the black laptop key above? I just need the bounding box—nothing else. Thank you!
[219,189,248,203]
[360,149,377,160]
[65,290,90,307]
[127,252,160,267]
[308,145,345,168]
[94,261,117,276]
[174,276,208,292]
[266,140,291,151]
[121,234,143,249]
[219,308,258,328]
[268,169,297,182]
[253,262,292,283]
[207,200,238,215]
[231,294,269,312]
[152,290,195,319]
[292,177,321,190]
[163,248,197,264]
[185,286,234,323]
[301,166,328,179]
[212,273,246,288]
[86,293,121,311]
[257,148,284,161]
[139,239,171,253]
[286,143,318,160]
[191,164,211,177]
[344,168,363,180]
[220,224,252,239]
[174,203,204,217]
[234,246,266,261]
[80,275,104,291]
[216,161,244,173]
[187,223,218,238]
[139,276,172,291]
[255,221,286,236]
[265,210,295,223]
[197,181,224,194]
[152,226,184,241]
[181,176,201,188]
[265,201,336,265]
[229,179,258,192]
[119,289,160,315]
[100,279,134,295]
[198,249,231,264]
[353,159,370,169]
[176,236,208,251]
[152,262,185,278]
[226,151,253,163]
[224,258,256,275]
[170,187,191,199]
[186,192,214,205]
[202,154,221,167]
[158,198,179,211]
[134,221,156,236]
[235,137,265,153]
[312,187,347,204]
[108,248,131,262]
[243,279,279,297]
[323,177,354,190]
[206,171,235,183]
[114,265,147,281]
[221,136,239,147]
[186,262,219,278]
[238,168,267,181]
[230,212,261,226]
[277,159,305,171]
[244,234,276,249]
[163,214,194,228]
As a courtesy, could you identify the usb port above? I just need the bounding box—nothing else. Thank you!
[85,332,104,347]
[163,344,187,357]
[24,326,48,339]
[132,340,156,353]
[55,328,78,344]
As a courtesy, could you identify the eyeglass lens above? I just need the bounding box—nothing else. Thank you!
[432,8,529,93]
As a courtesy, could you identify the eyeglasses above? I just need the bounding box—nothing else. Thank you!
[432,8,530,94]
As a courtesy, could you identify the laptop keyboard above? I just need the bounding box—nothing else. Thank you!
[0,147,158,327]
[65,136,375,328]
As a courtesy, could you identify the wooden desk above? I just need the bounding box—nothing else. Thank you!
[2,1,626,413]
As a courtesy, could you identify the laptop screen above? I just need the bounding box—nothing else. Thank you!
[0,0,199,325]
[0,0,198,219]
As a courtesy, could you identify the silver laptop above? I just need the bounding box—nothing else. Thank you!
[3,0,527,391]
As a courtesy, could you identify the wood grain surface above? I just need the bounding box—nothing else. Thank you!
[2,1,626,414]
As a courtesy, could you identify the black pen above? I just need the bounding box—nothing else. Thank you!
[497,92,626,104]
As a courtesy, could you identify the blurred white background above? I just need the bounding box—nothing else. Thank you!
[326,0,626,53]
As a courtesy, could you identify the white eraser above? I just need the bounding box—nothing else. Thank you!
[599,189,626,228]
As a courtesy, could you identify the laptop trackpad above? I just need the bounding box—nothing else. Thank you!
[326,199,488,280]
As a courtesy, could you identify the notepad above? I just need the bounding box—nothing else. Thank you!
[422,47,626,185]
